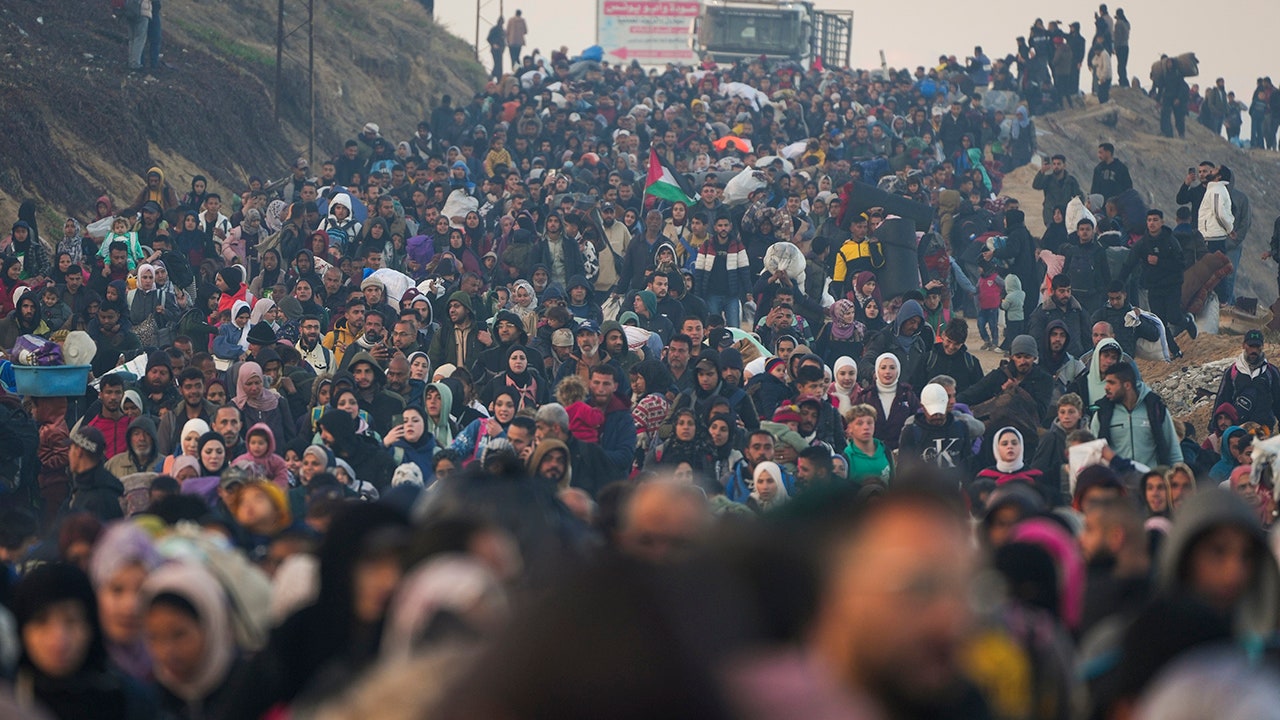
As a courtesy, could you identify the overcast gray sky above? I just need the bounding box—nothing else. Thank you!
[437,0,1278,124]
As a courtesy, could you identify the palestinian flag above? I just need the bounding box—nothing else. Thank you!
[644,148,696,204]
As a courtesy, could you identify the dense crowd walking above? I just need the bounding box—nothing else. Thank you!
[2,3,1280,719]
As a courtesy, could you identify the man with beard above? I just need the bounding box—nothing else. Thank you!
[555,321,619,386]
[600,320,640,375]
[81,375,131,460]
[957,334,1055,426]
[612,210,663,295]
[345,352,407,435]
[384,352,413,401]
[297,315,334,374]
[1090,361,1182,468]
[664,333,696,396]
[1212,329,1280,430]
[474,310,542,380]
[321,266,348,315]
[91,241,132,298]
[213,404,246,457]
[360,276,398,330]
[632,286,672,346]
[726,429,794,503]
[0,292,47,349]
[534,403,616,496]
[588,365,637,480]
[428,291,487,371]
[57,264,101,319]
[527,438,571,488]
[389,318,422,358]
[1039,320,1086,409]
[1090,283,1160,358]
[131,350,180,418]
[89,305,142,380]
[594,202,629,297]
[808,483,983,720]
[338,310,391,370]
[1078,497,1152,638]
[156,367,217,455]
[323,301,366,368]
[1028,275,1090,357]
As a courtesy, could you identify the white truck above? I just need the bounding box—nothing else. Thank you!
[695,0,852,67]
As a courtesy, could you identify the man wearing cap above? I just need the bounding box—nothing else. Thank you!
[1213,330,1280,431]
[897,383,976,474]
[1028,274,1090,357]
[555,320,619,386]
[631,289,673,345]
[958,334,1055,427]
[546,327,576,378]
[345,351,406,435]
[360,276,398,329]
[64,427,124,521]
[428,291,487,372]
[245,321,278,362]
[279,158,315,204]
[594,202,629,297]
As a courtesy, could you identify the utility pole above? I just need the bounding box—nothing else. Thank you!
[274,0,316,162]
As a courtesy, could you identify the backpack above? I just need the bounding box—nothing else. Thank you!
[326,226,350,252]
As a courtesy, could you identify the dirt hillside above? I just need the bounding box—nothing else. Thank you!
[1002,88,1280,307]
[0,0,484,229]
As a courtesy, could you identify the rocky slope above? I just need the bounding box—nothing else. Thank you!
[1002,88,1280,307]
[0,0,483,228]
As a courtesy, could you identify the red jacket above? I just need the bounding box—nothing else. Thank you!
[87,413,131,460]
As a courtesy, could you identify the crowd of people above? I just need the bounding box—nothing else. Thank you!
[4,3,1280,719]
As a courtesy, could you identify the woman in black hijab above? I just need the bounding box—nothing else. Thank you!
[481,344,548,410]
[13,564,139,720]
[221,503,409,716]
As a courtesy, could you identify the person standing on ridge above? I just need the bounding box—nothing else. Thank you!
[506,10,527,73]
[487,18,506,80]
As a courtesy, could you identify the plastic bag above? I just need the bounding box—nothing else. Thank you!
[601,295,621,322]
[85,216,114,240]
[12,335,63,366]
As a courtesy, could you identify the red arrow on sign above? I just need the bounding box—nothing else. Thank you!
[612,47,629,59]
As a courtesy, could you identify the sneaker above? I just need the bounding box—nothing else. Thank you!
[1185,313,1198,339]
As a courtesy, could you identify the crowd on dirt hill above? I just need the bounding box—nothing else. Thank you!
[3,4,1280,720]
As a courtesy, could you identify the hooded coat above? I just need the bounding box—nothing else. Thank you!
[859,299,932,385]
[13,565,135,720]
[222,504,410,716]
[103,416,163,478]
[996,210,1041,318]
[1028,293,1090,357]
[233,422,291,487]
[1158,489,1280,639]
